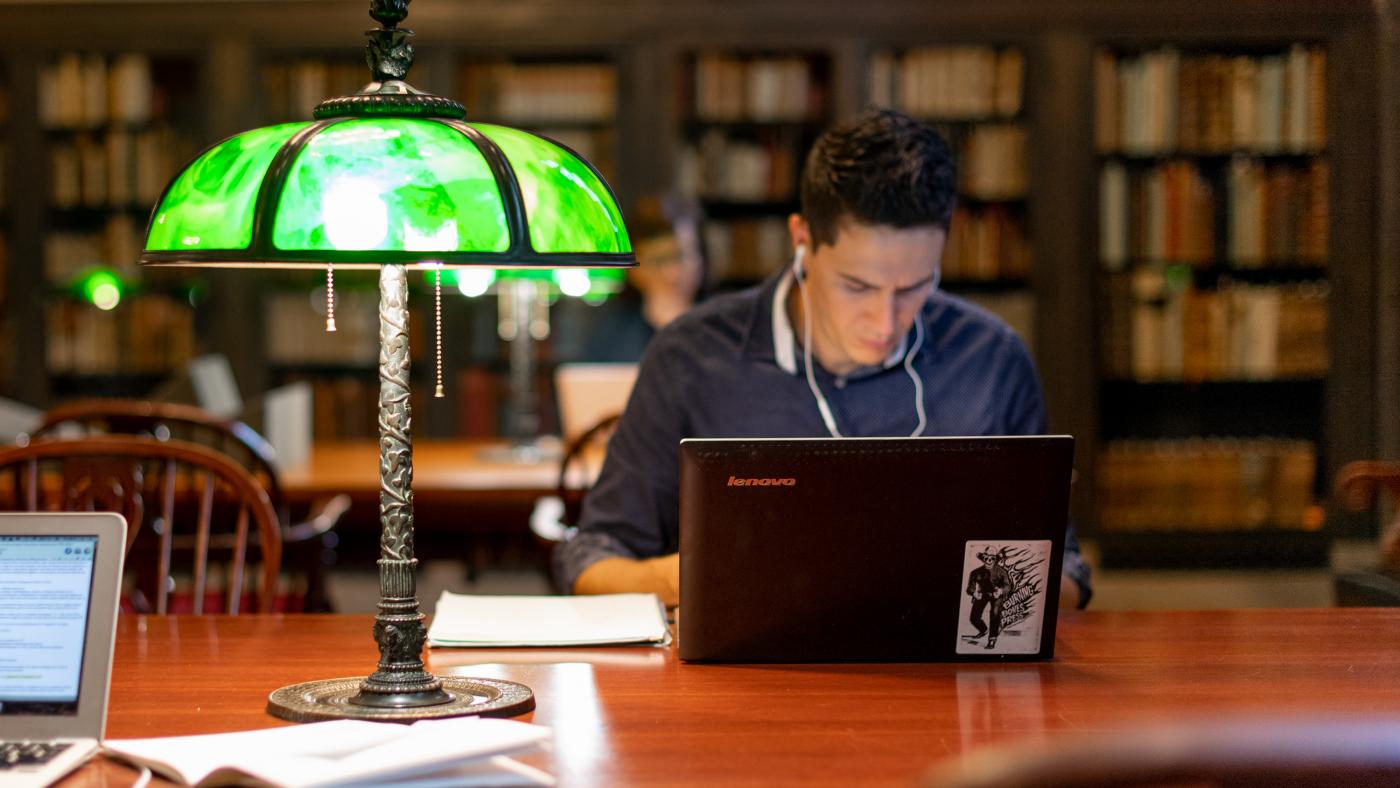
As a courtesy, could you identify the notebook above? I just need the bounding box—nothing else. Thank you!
[678,436,1073,662]
[553,363,638,443]
[0,513,126,787]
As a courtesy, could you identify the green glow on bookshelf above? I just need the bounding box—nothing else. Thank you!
[78,269,124,311]
[146,123,310,251]
[471,124,631,255]
[273,119,510,253]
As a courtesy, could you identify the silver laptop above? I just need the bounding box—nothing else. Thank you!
[679,436,1073,662]
[0,513,126,786]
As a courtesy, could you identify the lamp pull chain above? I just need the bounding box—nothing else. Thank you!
[325,263,338,332]
[434,267,445,398]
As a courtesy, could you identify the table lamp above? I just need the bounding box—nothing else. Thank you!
[138,0,633,722]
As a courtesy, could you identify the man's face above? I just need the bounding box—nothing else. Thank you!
[982,555,996,568]
[788,215,945,376]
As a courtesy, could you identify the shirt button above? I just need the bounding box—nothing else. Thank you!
[834,377,846,389]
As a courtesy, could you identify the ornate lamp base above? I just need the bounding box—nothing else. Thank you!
[267,676,535,723]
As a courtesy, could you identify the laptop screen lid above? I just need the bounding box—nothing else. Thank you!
[0,513,126,741]
[678,436,1073,662]
[554,363,638,443]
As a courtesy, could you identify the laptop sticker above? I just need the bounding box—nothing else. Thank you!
[956,540,1052,655]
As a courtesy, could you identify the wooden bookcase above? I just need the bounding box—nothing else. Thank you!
[0,1,1391,569]
[675,49,832,289]
[1091,43,1337,567]
[0,67,11,392]
[867,43,1036,351]
[32,50,205,400]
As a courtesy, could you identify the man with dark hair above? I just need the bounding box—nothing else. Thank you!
[555,108,1092,609]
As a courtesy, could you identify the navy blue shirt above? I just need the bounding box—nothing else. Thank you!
[554,268,1092,605]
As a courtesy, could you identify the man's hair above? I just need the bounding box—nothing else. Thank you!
[799,108,957,249]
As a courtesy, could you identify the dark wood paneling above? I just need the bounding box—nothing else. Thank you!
[1028,31,1098,526]
[1378,0,1400,464]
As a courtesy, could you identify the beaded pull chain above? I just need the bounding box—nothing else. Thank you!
[325,263,337,332]
[434,266,445,398]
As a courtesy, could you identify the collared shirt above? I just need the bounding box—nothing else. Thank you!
[553,268,1093,606]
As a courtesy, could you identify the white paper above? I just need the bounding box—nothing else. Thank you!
[188,354,243,419]
[428,592,669,647]
[103,716,551,788]
[264,381,313,470]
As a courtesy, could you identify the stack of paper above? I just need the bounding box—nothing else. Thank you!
[428,592,669,647]
[104,717,552,787]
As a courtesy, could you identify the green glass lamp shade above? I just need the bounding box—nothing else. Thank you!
[140,118,633,270]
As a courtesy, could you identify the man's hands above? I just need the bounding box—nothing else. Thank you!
[574,553,680,608]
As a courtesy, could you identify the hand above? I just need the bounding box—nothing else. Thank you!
[972,589,983,600]
[574,553,679,608]
[992,588,1003,599]
[647,553,680,608]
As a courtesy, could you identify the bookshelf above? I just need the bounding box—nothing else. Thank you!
[868,44,1035,350]
[0,67,10,391]
[675,50,832,288]
[0,3,1389,558]
[1092,43,1333,567]
[458,54,619,182]
[37,51,203,398]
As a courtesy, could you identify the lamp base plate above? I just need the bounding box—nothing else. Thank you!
[267,676,534,722]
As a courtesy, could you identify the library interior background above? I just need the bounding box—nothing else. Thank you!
[2,0,1398,612]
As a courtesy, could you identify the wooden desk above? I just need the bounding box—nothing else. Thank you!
[63,609,1400,786]
[280,439,597,506]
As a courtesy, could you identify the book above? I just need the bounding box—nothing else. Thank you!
[103,717,553,787]
[428,592,669,647]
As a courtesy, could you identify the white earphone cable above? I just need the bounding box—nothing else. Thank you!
[796,246,843,437]
[793,246,929,438]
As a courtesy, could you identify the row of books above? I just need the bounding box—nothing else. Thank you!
[49,128,194,210]
[1095,46,1326,154]
[677,130,800,202]
[958,123,1028,200]
[869,46,1024,120]
[703,218,790,284]
[942,206,1031,282]
[960,291,1036,355]
[1097,438,1317,531]
[44,217,143,283]
[691,54,825,122]
[260,60,373,122]
[44,296,193,375]
[1101,273,1329,381]
[39,53,163,129]
[460,62,616,122]
[1099,159,1328,268]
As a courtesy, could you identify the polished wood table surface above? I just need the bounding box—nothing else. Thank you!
[280,439,598,505]
[61,608,1400,787]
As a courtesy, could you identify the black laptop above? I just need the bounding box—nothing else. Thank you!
[678,436,1073,662]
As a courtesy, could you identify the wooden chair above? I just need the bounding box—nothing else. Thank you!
[1333,460,1400,606]
[30,399,349,611]
[530,413,620,545]
[923,718,1400,787]
[0,435,281,614]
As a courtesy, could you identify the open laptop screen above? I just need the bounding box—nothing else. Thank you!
[0,535,99,716]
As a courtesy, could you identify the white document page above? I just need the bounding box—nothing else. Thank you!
[103,717,551,787]
[428,592,669,647]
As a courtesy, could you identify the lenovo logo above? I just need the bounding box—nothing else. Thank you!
[727,475,797,487]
